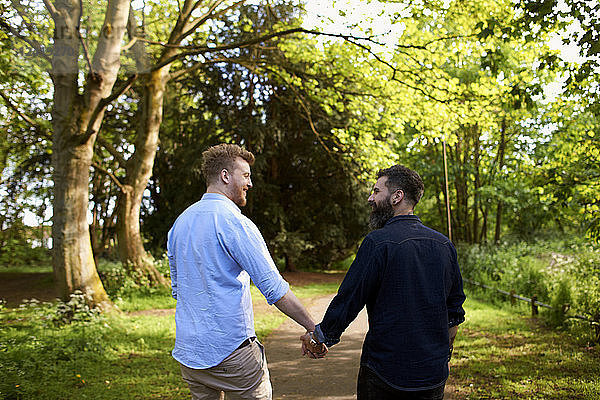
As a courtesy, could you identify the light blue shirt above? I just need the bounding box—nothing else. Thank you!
[167,193,290,369]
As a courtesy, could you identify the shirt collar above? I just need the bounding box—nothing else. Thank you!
[385,214,420,226]
[201,192,241,213]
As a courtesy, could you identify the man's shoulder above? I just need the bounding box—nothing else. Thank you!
[364,229,386,243]
[370,221,452,245]
[418,223,451,243]
[173,199,242,229]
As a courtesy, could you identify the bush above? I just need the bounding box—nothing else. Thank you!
[97,258,170,298]
[458,238,600,335]
[0,297,107,399]
[0,238,50,268]
[549,279,572,326]
[571,253,600,323]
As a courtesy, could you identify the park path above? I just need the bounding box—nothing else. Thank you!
[263,294,458,400]
[263,294,367,400]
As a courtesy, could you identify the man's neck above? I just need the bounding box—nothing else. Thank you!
[393,208,414,217]
[206,184,227,197]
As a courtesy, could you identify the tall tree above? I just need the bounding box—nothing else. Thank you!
[45,0,134,307]
[386,0,559,242]
[4,0,381,299]
[106,1,305,284]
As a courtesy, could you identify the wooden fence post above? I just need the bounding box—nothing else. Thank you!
[531,295,538,316]
[510,290,516,306]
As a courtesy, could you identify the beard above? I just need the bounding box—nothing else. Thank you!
[368,197,395,230]
[233,189,247,207]
[230,183,247,207]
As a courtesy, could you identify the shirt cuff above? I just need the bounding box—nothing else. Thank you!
[314,324,340,347]
[448,315,465,328]
[264,278,290,305]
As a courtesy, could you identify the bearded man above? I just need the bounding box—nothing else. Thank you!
[302,164,466,400]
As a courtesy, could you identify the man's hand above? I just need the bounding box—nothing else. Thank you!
[300,331,328,359]
[448,325,459,363]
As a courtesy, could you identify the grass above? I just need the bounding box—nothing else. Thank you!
[1,277,598,399]
[114,290,176,312]
[0,281,338,400]
[1,310,186,399]
[449,293,600,400]
[0,265,52,274]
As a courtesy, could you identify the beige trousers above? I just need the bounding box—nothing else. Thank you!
[179,339,272,400]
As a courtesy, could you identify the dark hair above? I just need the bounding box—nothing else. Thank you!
[201,143,255,183]
[376,165,424,207]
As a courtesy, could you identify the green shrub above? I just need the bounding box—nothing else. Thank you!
[0,300,108,399]
[52,290,104,326]
[97,258,170,298]
[549,279,573,326]
[572,252,600,323]
[0,238,50,268]
[458,238,600,337]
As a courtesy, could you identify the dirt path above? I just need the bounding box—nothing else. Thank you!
[263,294,368,400]
[263,294,458,400]
[0,272,57,306]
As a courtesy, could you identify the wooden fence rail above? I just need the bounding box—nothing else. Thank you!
[463,278,599,342]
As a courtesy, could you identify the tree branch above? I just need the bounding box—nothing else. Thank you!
[41,0,58,20]
[96,136,128,169]
[92,161,126,192]
[11,0,45,35]
[177,0,198,26]
[77,0,94,75]
[167,0,202,46]
[0,19,51,64]
[121,36,138,51]
[0,90,51,138]
[177,0,243,43]
[147,27,382,53]
[126,4,150,73]
[149,27,461,105]
[80,73,138,144]
[169,59,208,80]
[152,27,307,71]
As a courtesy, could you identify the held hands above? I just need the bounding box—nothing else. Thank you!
[300,331,328,359]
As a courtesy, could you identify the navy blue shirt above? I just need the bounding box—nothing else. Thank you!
[315,214,466,390]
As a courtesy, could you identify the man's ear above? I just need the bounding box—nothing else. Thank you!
[220,168,230,184]
[393,190,404,205]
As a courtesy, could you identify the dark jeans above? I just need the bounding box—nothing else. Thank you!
[357,366,445,400]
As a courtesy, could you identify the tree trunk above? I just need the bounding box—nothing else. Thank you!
[494,202,503,243]
[52,137,110,307]
[452,137,470,242]
[472,125,481,243]
[495,118,507,243]
[113,8,192,285]
[49,0,131,308]
[283,253,297,272]
[480,205,488,243]
[115,67,170,286]
[116,187,166,285]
